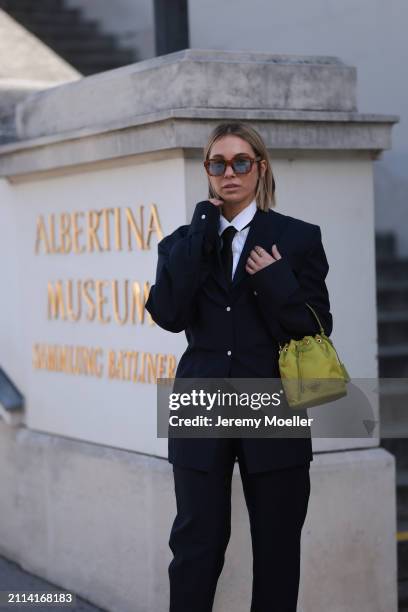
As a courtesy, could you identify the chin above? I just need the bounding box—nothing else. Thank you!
[222,192,244,202]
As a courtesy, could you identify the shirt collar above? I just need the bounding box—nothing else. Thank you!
[218,199,257,235]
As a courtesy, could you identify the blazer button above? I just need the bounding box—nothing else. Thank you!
[226,306,231,311]
[227,350,232,356]
[201,214,206,219]
[253,290,258,296]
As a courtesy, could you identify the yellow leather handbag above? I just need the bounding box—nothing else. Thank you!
[278,303,350,410]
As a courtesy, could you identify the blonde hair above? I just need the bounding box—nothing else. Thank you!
[203,122,276,211]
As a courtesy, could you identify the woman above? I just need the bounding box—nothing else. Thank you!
[145,122,333,612]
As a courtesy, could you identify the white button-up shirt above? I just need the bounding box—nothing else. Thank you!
[218,199,257,280]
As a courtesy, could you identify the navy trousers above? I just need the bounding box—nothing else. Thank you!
[168,438,311,612]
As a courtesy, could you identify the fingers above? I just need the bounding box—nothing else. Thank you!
[246,254,259,268]
[247,250,262,266]
[246,244,281,274]
[245,259,258,274]
[248,247,263,264]
[271,244,282,259]
[246,247,268,275]
[249,244,281,263]
[249,245,272,264]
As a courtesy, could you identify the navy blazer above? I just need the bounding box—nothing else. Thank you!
[145,200,333,473]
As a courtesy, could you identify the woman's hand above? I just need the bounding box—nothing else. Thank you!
[208,198,224,207]
[246,244,282,275]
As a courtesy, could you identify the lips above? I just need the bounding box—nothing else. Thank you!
[223,184,240,188]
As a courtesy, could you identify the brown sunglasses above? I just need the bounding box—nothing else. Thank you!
[204,155,262,177]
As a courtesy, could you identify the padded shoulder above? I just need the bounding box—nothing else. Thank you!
[157,224,190,253]
[268,209,320,249]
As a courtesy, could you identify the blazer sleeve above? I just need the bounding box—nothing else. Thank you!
[145,200,220,333]
[249,225,333,341]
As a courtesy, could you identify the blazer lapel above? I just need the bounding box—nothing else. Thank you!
[231,208,289,295]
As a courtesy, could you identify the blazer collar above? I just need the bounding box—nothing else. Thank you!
[212,207,290,298]
[218,199,257,235]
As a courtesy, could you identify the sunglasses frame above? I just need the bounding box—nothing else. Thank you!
[204,155,262,177]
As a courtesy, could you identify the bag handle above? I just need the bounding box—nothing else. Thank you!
[305,302,325,336]
[278,303,325,351]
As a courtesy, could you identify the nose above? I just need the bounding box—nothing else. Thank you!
[224,163,236,177]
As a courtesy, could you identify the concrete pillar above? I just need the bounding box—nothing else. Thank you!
[0,49,399,611]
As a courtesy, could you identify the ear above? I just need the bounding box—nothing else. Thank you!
[259,160,267,177]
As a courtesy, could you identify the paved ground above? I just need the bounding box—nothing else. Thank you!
[0,556,105,611]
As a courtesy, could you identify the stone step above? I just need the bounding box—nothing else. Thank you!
[394,522,408,612]
[382,439,408,470]
[7,9,82,26]
[46,36,118,53]
[0,0,63,9]
[15,20,100,38]
[374,235,406,608]
[72,58,136,76]
[73,65,129,77]
[379,381,408,439]
[376,281,408,311]
[394,473,408,524]
[398,578,408,612]
[399,542,408,584]
[376,258,408,283]
[1,0,137,76]
[376,232,397,259]
[396,530,408,609]
[378,345,408,377]
[386,458,408,609]
[378,311,408,345]
[62,50,135,66]
[381,422,408,441]
[398,536,408,596]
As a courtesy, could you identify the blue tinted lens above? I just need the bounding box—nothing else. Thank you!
[208,161,226,175]
[233,159,251,173]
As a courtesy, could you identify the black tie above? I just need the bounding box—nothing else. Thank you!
[220,226,238,283]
